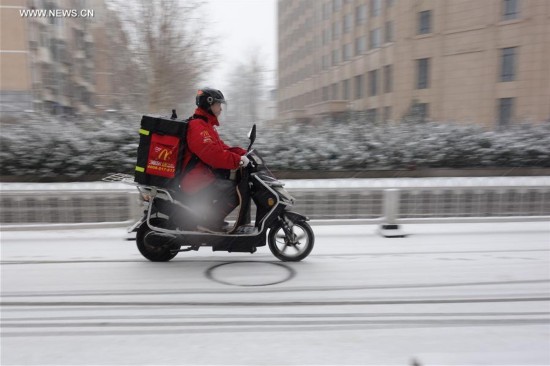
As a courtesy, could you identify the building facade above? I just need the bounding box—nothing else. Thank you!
[1,0,34,113]
[277,0,550,128]
[0,0,128,115]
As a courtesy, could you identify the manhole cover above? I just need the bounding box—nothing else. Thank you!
[205,261,295,286]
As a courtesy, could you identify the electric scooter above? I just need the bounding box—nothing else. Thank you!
[109,125,314,262]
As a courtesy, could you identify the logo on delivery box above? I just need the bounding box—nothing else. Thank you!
[158,148,172,161]
[146,134,180,178]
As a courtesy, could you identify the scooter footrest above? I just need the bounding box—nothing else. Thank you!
[232,225,258,235]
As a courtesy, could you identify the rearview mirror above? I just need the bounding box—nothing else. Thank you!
[247,124,256,151]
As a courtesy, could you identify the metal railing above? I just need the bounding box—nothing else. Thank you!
[287,186,550,225]
[0,183,140,230]
[1,177,549,230]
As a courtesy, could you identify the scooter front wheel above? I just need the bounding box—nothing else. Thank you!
[136,219,180,262]
[268,220,314,262]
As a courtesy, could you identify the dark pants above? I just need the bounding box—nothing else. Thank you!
[188,179,238,226]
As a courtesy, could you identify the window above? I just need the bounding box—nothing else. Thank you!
[73,86,82,101]
[45,2,59,26]
[40,25,49,47]
[58,41,68,64]
[371,0,381,17]
[332,49,340,66]
[331,83,339,100]
[501,47,517,82]
[84,42,93,59]
[418,10,431,34]
[49,41,59,62]
[65,81,73,98]
[355,36,367,55]
[417,58,430,89]
[343,43,353,61]
[332,21,341,40]
[333,0,342,12]
[322,55,330,70]
[344,13,353,33]
[323,86,330,101]
[385,21,394,42]
[323,2,331,20]
[342,79,350,100]
[354,74,364,99]
[369,69,379,96]
[503,0,519,20]
[498,98,514,127]
[370,28,381,49]
[356,4,367,24]
[384,65,393,93]
[41,64,52,88]
[74,29,84,49]
[323,28,331,45]
[386,0,394,7]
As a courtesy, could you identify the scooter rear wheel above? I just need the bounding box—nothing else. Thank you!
[268,220,314,262]
[136,218,180,262]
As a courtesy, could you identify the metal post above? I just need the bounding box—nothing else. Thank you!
[379,189,405,238]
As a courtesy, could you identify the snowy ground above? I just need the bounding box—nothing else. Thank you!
[1,222,549,365]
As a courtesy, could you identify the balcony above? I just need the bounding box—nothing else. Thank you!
[36,47,51,63]
[29,40,38,51]
[73,50,85,59]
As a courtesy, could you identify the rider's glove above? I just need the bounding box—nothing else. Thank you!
[240,155,250,167]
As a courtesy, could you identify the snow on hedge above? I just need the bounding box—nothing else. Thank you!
[1,113,549,178]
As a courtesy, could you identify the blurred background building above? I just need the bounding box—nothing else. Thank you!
[277,0,550,128]
[3,0,548,128]
[0,0,141,115]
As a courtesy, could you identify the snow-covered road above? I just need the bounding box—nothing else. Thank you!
[1,223,549,365]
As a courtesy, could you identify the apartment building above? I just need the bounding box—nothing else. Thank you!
[0,0,127,115]
[277,0,550,128]
[1,0,33,112]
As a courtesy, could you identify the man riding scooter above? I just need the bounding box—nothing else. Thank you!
[179,88,250,232]
[103,88,314,261]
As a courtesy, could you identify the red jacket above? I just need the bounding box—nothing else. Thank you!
[179,108,246,193]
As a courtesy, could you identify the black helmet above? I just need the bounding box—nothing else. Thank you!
[196,88,226,111]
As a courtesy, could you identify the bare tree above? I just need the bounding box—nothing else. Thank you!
[95,4,148,112]
[112,0,214,113]
[225,48,266,126]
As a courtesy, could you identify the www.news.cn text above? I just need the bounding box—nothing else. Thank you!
[20,9,94,18]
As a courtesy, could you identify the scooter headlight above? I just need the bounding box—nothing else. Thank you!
[251,154,262,165]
